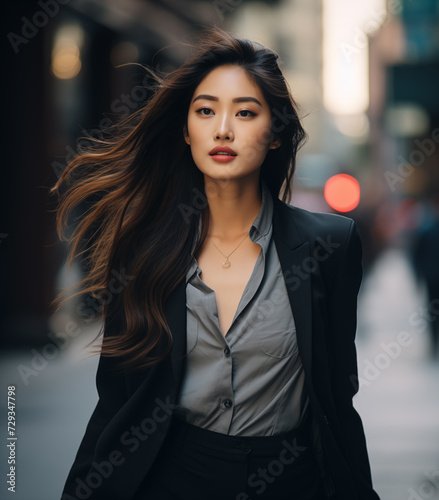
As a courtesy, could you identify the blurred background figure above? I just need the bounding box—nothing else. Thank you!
[410,195,439,359]
[2,0,439,499]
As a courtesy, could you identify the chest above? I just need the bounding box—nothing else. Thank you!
[196,239,262,336]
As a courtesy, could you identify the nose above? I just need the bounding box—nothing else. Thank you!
[214,113,234,141]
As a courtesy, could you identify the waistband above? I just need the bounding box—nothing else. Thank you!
[167,411,313,458]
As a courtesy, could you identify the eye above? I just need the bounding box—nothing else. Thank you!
[196,108,214,116]
[237,110,256,117]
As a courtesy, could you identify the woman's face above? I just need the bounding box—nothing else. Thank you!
[184,64,280,184]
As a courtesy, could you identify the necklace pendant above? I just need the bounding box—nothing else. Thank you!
[222,257,231,269]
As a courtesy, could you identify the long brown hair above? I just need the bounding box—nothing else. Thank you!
[50,27,307,372]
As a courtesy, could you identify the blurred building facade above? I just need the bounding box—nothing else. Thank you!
[369,0,439,215]
[368,0,439,355]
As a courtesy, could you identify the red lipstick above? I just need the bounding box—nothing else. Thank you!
[209,146,237,163]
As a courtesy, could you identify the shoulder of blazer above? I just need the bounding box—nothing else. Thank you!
[273,198,359,283]
[275,198,355,242]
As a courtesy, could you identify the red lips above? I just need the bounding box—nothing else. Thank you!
[209,146,237,156]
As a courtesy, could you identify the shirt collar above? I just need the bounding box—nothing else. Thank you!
[249,179,273,243]
[186,180,274,283]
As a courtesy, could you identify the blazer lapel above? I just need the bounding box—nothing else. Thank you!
[272,198,313,379]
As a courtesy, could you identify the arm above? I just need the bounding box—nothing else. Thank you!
[327,221,380,500]
[61,310,129,499]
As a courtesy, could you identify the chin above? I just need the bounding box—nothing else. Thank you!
[196,164,235,178]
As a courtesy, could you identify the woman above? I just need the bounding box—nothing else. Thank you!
[52,27,380,500]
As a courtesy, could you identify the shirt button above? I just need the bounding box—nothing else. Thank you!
[223,399,233,409]
[224,347,231,357]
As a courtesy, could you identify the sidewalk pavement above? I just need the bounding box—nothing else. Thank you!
[355,248,439,500]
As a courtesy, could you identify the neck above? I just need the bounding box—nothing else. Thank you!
[204,175,262,242]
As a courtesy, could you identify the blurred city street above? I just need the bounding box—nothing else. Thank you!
[4,1,439,499]
[1,247,439,500]
[355,248,439,500]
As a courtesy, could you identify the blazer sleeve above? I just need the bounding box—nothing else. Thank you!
[61,310,129,499]
[327,220,381,500]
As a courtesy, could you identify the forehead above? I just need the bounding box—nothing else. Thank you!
[193,65,265,101]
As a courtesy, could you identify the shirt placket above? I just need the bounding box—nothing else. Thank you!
[199,276,235,433]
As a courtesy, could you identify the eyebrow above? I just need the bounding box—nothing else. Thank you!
[192,94,262,107]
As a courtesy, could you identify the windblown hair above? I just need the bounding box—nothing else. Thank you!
[50,27,307,371]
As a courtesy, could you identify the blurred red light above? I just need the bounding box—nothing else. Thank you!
[324,174,360,212]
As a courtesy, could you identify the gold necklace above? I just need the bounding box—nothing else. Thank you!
[210,234,249,268]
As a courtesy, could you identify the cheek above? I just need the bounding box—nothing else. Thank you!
[188,112,211,131]
[256,119,274,144]
[240,125,272,158]
[186,117,201,142]
[244,117,272,142]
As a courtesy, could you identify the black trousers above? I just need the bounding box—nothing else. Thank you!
[133,412,326,500]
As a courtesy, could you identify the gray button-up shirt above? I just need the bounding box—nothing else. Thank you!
[174,181,309,436]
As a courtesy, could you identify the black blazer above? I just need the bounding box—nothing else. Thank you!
[61,198,381,500]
